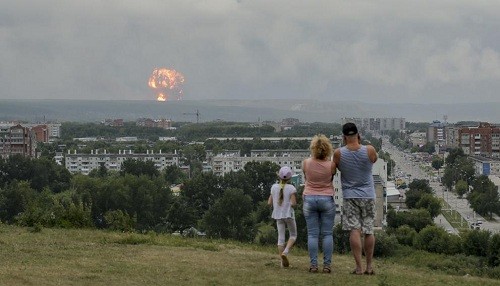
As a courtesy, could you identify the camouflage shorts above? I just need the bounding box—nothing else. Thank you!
[342,199,375,234]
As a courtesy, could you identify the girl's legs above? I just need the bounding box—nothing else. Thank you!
[283,218,297,255]
[276,219,288,266]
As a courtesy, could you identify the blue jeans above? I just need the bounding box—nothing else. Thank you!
[303,195,336,267]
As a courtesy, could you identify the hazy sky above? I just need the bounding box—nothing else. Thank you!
[2,0,500,103]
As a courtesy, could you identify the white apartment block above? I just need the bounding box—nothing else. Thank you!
[211,149,309,178]
[65,149,179,175]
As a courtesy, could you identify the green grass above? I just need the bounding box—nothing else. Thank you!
[0,224,498,286]
[441,200,470,231]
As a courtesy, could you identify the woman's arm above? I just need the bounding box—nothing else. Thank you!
[267,195,273,206]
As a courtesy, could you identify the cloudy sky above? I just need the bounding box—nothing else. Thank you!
[2,0,500,104]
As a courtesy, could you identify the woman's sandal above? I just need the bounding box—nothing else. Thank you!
[364,269,375,275]
[309,266,318,273]
[322,266,331,273]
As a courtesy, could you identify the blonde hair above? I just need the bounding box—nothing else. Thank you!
[309,134,333,160]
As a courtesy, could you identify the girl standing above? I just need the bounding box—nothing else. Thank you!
[268,166,297,268]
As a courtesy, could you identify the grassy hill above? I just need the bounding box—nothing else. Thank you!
[0,224,498,286]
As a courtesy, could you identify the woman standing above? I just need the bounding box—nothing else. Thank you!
[302,134,336,273]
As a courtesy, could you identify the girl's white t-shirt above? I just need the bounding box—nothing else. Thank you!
[270,183,297,219]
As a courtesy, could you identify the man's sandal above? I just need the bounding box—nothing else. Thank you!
[322,266,331,273]
[309,266,318,273]
[351,269,363,275]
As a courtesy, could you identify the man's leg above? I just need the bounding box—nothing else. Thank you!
[349,229,363,274]
[364,233,375,273]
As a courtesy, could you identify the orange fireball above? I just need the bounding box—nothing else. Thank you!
[148,68,185,101]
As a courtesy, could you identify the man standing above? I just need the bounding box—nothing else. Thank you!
[333,122,378,275]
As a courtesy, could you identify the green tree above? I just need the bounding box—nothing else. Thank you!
[104,209,135,232]
[462,229,491,257]
[387,208,433,232]
[488,233,500,267]
[242,161,280,204]
[164,197,196,234]
[467,176,500,219]
[202,188,255,241]
[445,148,465,166]
[0,181,37,223]
[415,193,442,218]
[431,155,444,172]
[414,225,462,255]
[455,180,468,198]
[164,165,187,185]
[405,179,433,210]
[181,172,224,219]
[120,159,159,178]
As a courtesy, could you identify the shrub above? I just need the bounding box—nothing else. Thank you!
[488,233,500,267]
[414,225,462,255]
[104,210,136,232]
[254,223,277,246]
[334,223,350,254]
[387,208,433,232]
[393,225,417,246]
[462,229,491,257]
[373,231,399,257]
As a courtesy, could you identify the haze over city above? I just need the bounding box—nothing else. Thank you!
[2,1,500,104]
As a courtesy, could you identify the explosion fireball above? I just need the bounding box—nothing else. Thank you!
[148,68,185,101]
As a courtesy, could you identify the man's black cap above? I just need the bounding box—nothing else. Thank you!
[342,122,358,136]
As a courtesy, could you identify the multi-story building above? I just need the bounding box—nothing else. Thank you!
[210,149,307,179]
[444,125,460,150]
[342,117,405,133]
[0,124,37,158]
[47,123,62,140]
[459,122,500,158]
[32,124,50,143]
[427,120,447,146]
[65,149,179,175]
[136,118,173,129]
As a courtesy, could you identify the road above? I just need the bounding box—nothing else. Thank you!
[382,138,500,234]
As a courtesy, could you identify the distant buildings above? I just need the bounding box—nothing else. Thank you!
[0,122,61,158]
[209,149,308,178]
[136,118,174,129]
[342,117,406,133]
[65,149,179,175]
[458,122,500,158]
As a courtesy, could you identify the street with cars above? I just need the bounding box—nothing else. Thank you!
[382,138,500,234]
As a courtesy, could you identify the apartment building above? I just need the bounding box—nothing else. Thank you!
[136,118,173,129]
[427,120,447,146]
[65,149,179,175]
[210,149,307,179]
[342,117,406,133]
[459,122,500,158]
[444,125,460,150]
[0,124,37,158]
